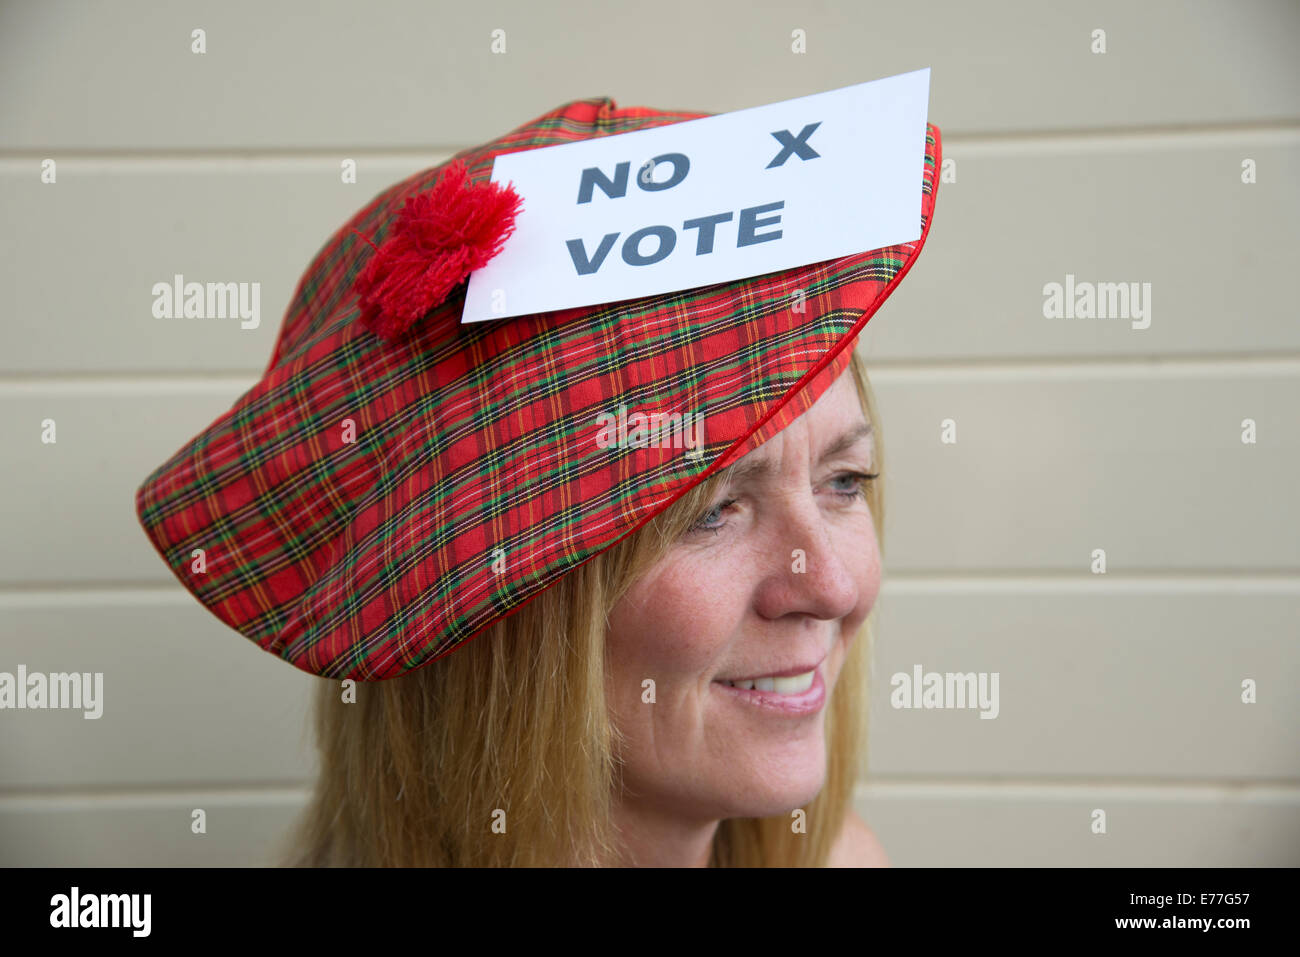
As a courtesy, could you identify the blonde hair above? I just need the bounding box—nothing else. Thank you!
[280,349,884,867]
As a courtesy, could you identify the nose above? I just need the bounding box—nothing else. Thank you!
[751,494,861,623]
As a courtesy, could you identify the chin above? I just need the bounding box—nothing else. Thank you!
[727,744,829,818]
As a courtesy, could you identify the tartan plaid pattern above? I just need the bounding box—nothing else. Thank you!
[135,98,941,680]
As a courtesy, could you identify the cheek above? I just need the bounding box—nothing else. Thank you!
[854,520,882,615]
[831,512,882,661]
[848,498,882,592]
[606,554,748,699]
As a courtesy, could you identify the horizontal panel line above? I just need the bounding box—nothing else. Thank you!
[0,586,194,608]
[0,375,259,396]
[862,354,1300,380]
[947,121,1300,155]
[4,354,1300,392]
[1,574,1298,608]
[857,778,1300,803]
[1,780,1295,812]
[0,153,454,172]
[880,572,1300,595]
[0,122,1296,164]
[0,785,311,812]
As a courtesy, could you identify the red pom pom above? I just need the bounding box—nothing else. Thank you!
[351,159,524,341]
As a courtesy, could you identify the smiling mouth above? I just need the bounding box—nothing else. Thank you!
[718,671,816,694]
[711,665,827,715]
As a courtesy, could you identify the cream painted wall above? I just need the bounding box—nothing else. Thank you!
[1,0,1296,866]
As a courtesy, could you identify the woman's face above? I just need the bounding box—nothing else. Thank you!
[605,367,881,822]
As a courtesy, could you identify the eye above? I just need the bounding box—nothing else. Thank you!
[828,471,878,499]
[688,497,736,535]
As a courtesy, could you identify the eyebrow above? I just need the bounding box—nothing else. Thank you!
[821,421,873,462]
[722,421,874,488]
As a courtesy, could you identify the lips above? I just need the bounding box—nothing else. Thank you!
[712,666,827,715]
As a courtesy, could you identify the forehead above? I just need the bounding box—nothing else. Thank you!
[727,368,872,477]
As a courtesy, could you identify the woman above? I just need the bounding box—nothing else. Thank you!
[282,349,887,867]
[135,95,938,867]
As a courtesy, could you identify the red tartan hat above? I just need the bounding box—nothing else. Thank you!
[135,97,941,681]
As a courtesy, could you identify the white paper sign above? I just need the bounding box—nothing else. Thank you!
[461,67,930,323]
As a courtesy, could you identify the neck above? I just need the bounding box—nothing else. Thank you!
[610,795,720,867]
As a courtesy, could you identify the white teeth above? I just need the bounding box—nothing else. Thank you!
[723,670,815,694]
[773,671,815,694]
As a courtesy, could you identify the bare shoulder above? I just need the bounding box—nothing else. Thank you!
[827,810,891,867]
